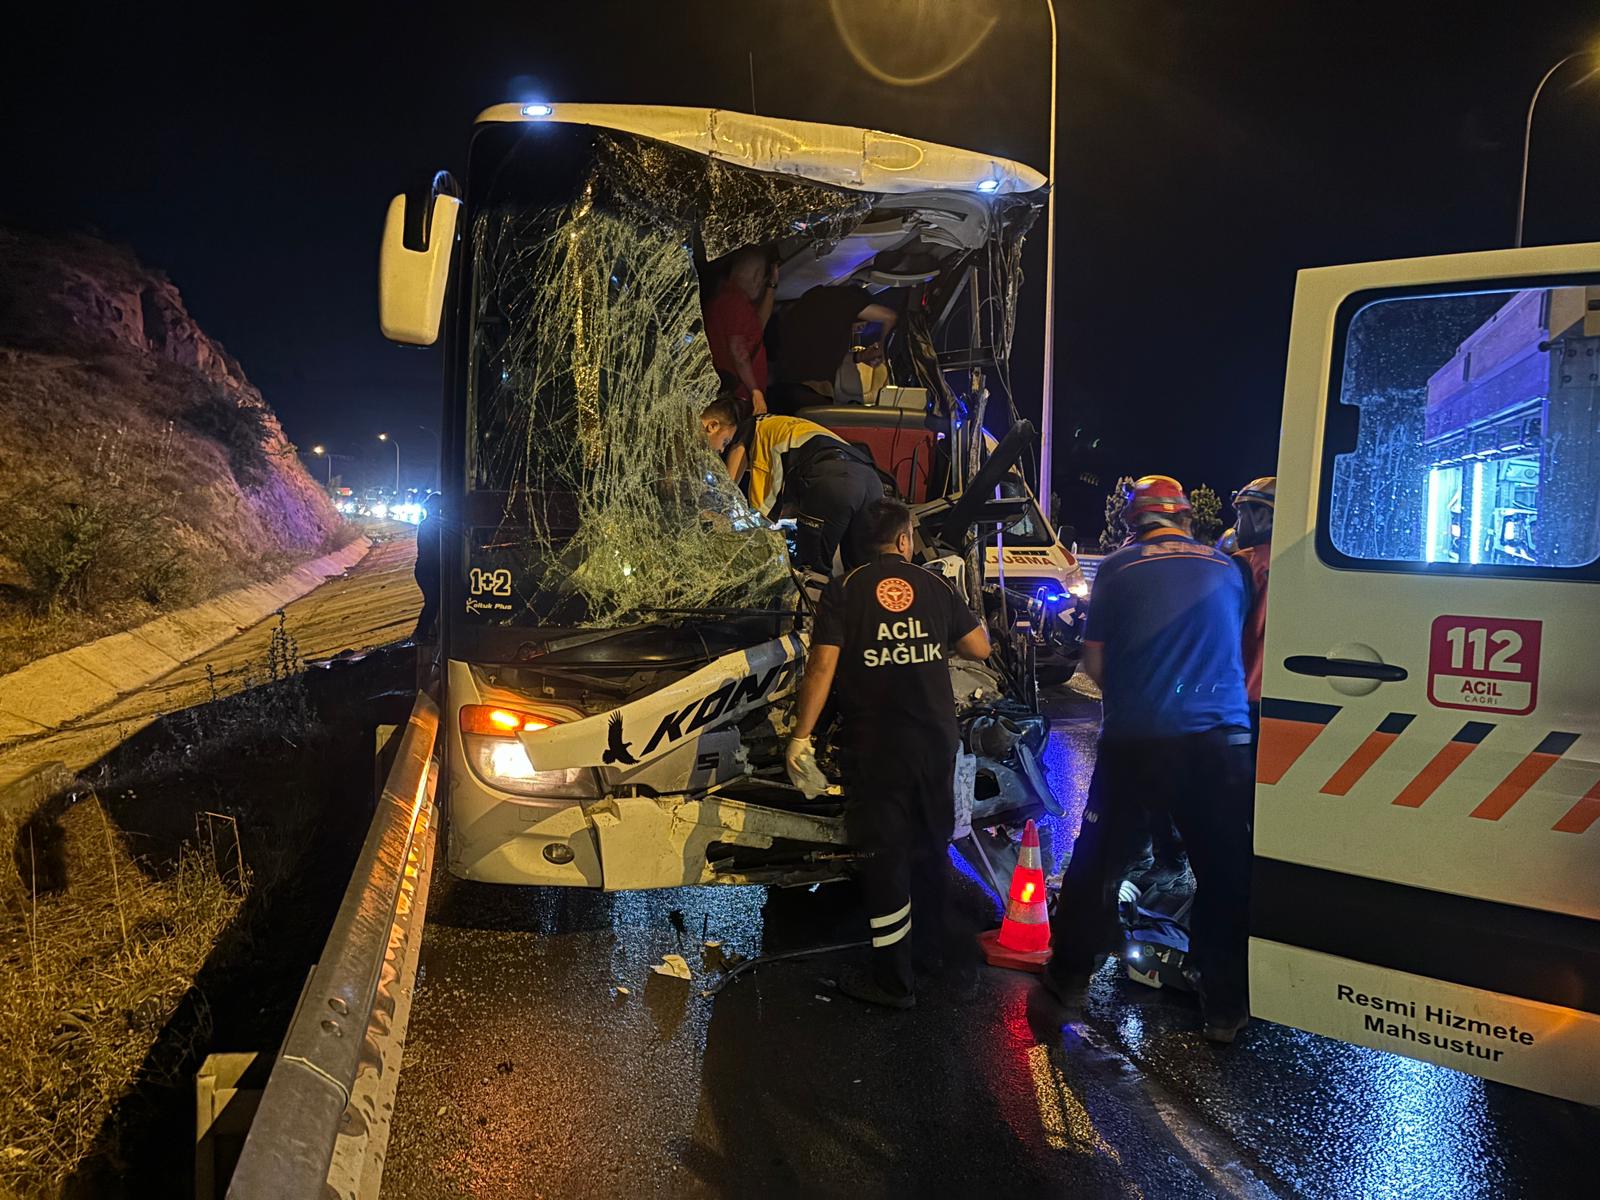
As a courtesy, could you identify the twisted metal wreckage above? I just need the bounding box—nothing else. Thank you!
[451,117,1056,890]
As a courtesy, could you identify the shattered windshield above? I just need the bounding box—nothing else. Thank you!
[462,124,875,628]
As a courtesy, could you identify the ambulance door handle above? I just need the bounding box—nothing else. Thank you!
[1284,655,1408,682]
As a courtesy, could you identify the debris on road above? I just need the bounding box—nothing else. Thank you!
[650,953,692,980]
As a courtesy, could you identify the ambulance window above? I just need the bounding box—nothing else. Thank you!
[1321,282,1600,579]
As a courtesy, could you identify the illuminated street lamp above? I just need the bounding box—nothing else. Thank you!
[311,443,332,488]
[1038,0,1059,514]
[378,432,401,494]
[1515,45,1599,247]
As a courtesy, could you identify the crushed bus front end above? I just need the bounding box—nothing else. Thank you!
[389,105,1054,891]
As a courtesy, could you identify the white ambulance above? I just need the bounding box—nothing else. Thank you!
[1252,241,1600,1105]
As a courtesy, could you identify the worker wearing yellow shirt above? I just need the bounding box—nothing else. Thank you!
[700,394,884,573]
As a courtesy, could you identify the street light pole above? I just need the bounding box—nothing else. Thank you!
[1038,0,1059,516]
[1515,49,1597,248]
[379,433,401,494]
[311,444,332,489]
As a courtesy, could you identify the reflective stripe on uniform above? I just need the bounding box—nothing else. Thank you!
[872,919,911,948]
[869,900,911,929]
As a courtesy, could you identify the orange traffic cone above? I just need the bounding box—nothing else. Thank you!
[977,819,1052,972]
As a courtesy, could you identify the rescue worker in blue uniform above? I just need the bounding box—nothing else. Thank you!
[786,498,993,1008]
[1041,476,1255,1041]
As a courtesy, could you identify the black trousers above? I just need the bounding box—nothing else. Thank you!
[845,737,968,998]
[1046,729,1254,1019]
[793,459,884,574]
[413,575,439,643]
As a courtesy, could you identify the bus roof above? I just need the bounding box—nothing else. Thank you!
[474,103,1048,197]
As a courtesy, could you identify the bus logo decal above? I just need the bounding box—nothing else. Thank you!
[641,660,798,756]
[469,567,513,597]
[602,713,638,766]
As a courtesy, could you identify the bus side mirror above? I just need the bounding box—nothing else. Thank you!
[379,191,462,346]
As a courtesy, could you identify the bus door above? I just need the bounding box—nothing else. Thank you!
[1251,241,1600,1105]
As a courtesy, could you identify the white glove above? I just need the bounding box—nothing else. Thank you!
[785,736,829,799]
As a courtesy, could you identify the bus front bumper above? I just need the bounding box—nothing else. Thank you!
[448,776,850,890]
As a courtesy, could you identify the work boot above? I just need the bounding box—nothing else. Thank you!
[838,968,915,1010]
[1196,973,1249,1042]
[1039,969,1088,1016]
[1201,1012,1250,1044]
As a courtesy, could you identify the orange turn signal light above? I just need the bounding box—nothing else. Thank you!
[460,704,556,735]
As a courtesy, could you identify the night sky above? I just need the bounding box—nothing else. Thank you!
[6,1,1597,526]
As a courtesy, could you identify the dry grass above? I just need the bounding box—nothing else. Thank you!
[0,619,319,1197]
[0,360,307,676]
[0,231,355,673]
[0,798,243,1197]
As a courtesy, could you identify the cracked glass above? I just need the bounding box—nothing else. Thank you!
[462,127,878,628]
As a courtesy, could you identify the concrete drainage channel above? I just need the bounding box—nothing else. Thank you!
[203,690,440,1200]
[0,535,371,747]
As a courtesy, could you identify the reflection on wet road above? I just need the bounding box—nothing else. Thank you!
[383,694,1599,1199]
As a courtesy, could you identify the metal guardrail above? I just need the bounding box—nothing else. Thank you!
[228,691,440,1199]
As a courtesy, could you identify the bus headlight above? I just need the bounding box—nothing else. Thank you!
[1068,580,1089,598]
[471,738,592,796]
[460,704,598,798]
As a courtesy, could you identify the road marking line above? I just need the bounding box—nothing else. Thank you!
[1026,1043,1122,1163]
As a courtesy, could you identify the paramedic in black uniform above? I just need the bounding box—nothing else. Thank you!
[412,491,441,644]
[786,498,993,1008]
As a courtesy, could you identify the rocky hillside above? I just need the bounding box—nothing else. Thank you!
[0,228,349,672]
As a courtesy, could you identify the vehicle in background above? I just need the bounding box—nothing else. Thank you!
[376,103,1055,893]
[1254,242,1600,1105]
[335,489,428,523]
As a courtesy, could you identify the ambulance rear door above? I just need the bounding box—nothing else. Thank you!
[1252,241,1600,1105]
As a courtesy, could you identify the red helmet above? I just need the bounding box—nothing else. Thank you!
[1126,475,1190,525]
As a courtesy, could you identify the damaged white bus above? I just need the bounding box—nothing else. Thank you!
[379,104,1055,890]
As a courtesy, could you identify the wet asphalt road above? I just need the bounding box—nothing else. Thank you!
[382,694,1599,1199]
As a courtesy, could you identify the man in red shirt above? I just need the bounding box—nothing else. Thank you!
[1229,476,1275,736]
[703,246,776,414]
